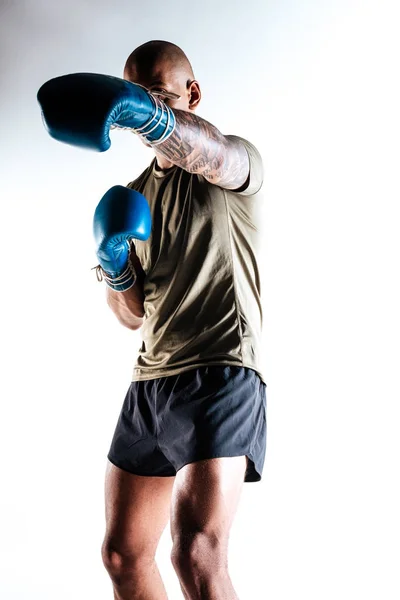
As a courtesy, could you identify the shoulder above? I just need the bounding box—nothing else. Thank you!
[225,136,264,196]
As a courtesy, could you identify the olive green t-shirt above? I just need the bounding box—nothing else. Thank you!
[127,135,266,384]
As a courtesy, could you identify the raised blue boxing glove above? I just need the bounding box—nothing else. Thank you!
[93,186,151,292]
[37,73,176,152]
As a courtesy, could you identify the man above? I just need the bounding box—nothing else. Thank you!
[39,39,267,600]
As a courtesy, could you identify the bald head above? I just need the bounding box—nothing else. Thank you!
[124,40,194,85]
[123,40,200,113]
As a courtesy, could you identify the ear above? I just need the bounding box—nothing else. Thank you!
[188,80,201,110]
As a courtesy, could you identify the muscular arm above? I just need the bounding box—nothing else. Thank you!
[106,286,144,330]
[156,110,250,190]
[106,248,146,330]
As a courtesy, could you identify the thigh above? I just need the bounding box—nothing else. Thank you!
[170,456,247,543]
[159,366,266,483]
[103,460,175,558]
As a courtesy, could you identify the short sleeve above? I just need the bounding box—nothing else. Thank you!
[225,135,264,196]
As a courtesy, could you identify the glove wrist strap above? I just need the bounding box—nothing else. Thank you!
[111,91,176,146]
[93,256,137,292]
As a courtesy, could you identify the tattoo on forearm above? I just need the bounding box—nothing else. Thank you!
[157,110,249,189]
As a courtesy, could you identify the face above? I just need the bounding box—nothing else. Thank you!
[123,57,201,113]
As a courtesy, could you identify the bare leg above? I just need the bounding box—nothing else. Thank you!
[170,456,247,600]
[101,460,175,600]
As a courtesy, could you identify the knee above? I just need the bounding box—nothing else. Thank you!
[101,540,151,583]
[101,543,121,575]
[171,531,228,576]
[101,542,129,582]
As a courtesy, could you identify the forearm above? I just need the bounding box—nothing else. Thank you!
[106,284,144,330]
[105,246,146,330]
[156,110,249,189]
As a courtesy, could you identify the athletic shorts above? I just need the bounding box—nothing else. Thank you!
[107,365,267,482]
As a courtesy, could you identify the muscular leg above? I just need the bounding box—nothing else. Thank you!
[101,460,175,600]
[170,456,247,600]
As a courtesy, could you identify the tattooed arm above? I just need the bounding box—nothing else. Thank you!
[155,110,250,190]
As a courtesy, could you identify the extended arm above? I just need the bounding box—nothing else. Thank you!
[38,73,250,189]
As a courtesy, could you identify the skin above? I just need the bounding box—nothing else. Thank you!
[105,249,145,330]
[102,42,249,600]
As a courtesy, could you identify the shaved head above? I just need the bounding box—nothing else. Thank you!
[123,40,201,117]
[124,40,195,86]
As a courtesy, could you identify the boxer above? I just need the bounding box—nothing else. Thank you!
[38,40,267,600]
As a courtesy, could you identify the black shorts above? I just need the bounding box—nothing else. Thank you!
[107,366,267,482]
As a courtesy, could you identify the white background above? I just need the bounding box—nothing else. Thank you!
[1,0,399,598]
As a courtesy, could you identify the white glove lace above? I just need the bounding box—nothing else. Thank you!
[92,256,137,292]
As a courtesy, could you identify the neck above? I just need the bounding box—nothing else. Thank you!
[154,152,174,170]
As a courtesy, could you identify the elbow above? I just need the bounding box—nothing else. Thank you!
[127,317,144,331]
[115,313,144,331]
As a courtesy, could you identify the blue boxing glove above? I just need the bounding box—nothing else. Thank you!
[93,186,151,292]
[37,73,176,152]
